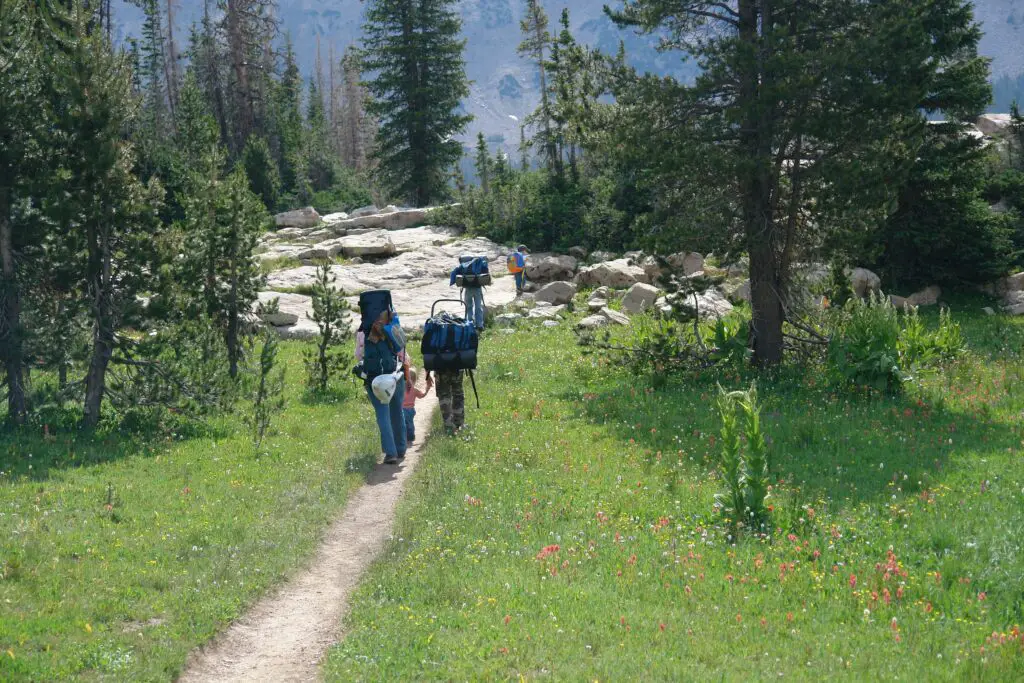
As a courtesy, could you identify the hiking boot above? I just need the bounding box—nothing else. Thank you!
[383,454,398,464]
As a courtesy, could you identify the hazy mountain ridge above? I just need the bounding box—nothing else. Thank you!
[114,0,1023,147]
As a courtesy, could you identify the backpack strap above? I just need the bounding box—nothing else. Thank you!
[467,369,480,409]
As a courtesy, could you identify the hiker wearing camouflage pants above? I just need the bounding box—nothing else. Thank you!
[433,369,465,434]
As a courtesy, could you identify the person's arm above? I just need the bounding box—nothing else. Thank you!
[414,386,429,398]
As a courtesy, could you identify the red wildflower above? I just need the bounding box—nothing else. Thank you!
[978,592,987,601]
[659,623,666,632]
[535,544,560,560]
[504,615,511,625]
[786,612,794,622]
[849,574,857,589]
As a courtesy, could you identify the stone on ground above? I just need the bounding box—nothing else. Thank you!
[667,252,705,276]
[621,282,661,313]
[274,207,321,229]
[535,281,577,305]
[577,314,608,330]
[599,307,630,325]
[526,255,578,283]
[848,267,882,299]
[907,285,941,307]
[339,231,397,258]
[575,259,649,289]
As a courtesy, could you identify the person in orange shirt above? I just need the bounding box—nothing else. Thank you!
[507,244,528,295]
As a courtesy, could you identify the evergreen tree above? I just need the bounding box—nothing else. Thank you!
[304,263,352,394]
[339,45,372,171]
[48,14,166,427]
[0,0,43,422]
[180,167,266,379]
[518,0,558,175]
[242,136,280,209]
[362,0,472,206]
[475,133,491,194]
[610,0,991,365]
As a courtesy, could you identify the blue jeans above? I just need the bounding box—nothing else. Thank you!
[366,377,407,458]
[464,286,485,329]
[404,407,416,440]
[514,272,525,292]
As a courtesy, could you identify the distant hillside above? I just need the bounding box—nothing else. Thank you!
[113,0,1024,139]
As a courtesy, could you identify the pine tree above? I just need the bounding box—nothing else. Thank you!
[274,35,307,199]
[180,167,267,379]
[362,0,472,206]
[518,0,558,175]
[610,0,991,365]
[340,45,372,171]
[304,263,352,394]
[0,0,44,422]
[220,0,277,155]
[475,133,491,194]
[48,13,165,427]
[242,136,280,209]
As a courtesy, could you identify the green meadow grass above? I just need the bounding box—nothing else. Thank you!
[326,303,1024,681]
[0,343,379,681]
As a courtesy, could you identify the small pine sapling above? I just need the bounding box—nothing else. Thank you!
[304,263,353,394]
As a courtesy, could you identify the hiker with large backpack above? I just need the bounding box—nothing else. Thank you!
[353,290,408,464]
[507,245,528,295]
[449,254,491,331]
[422,299,480,435]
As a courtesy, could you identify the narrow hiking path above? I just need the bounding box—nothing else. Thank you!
[179,397,439,683]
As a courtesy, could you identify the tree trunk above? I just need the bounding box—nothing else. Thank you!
[737,0,784,366]
[83,224,114,429]
[225,0,252,152]
[165,0,180,117]
[227,260,239,379]
[0,189,27,423]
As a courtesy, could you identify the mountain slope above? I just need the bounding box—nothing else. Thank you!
[114,0,1024,145]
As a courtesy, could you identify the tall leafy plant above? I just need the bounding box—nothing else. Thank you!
[715,384,772,538]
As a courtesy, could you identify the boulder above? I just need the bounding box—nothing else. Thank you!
[848,267,882,299]
[577,314,608,330]
[907,285,941,307]
[575,259,649,289]
[675,289,734,319]
[623,250,644,262]
[323,207,431,232]
[274,207,321,229]
[526,255,578,283]
[495,313,522,325]
[256,292,308,328]
[588,250,616,264]
[587,286,610,312]
[568,246,588,261]
[349,205,381,218]
[1004,290,1024,315]
[998,272,1024,294]
[535,281,577,306]
[723,279,751,304]
[542,320,561,328]
[640,256,663,282]
[655,296,672,315]
[668,252,705,276]
[975,114,1012,137]
[527,305,566,320]
[890,295,908,310]
[338,231,397,258]
[297,237,348,263]
[621,282,661,314]
[599,307,630,325]
[321,212,349,225]
[983,306,996,316]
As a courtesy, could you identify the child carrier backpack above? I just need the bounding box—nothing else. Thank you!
[454,255,492,288]
[358,289,394,334]
[421,299,480,407]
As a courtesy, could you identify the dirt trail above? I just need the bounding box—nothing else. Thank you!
[179,397,438,683]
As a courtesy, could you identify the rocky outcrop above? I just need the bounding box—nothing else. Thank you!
[534,281,577,306]
[338,231,397,258]
[322,207,430,232]
[575,259,649,289]
[975,114,1011,137]
[526,255,578,283]
[274,207,321,229]
[621,283,661,314]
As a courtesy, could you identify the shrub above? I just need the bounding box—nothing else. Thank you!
[250,331,286,451]
[304,263,354,395]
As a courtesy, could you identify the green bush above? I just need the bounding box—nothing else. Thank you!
[828,294,966,393]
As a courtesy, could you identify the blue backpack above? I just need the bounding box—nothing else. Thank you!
[450,255,492,288]
[422,300,480,406]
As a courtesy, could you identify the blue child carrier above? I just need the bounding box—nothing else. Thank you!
[421,299,480,407]
[452,254,492,288]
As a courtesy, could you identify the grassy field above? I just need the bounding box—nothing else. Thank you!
[326,302,1024,680]
[0,343,379,681]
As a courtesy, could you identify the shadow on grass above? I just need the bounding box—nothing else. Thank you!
[561,357,1021,514]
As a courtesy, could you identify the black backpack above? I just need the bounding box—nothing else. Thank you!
[358,289,394,334]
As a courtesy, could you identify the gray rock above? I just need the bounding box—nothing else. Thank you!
[983,306,996,316]
[527,305,566,320]
[890,295,908,310]
[976,114,1011,136]
[535,281,577,305]
[588,250,616,264]
[542,320,560,328]
[568,246,588,260]
[348,205,381,218]
[621,282,661,314]
[256,292,309,328]
[675,289,734,319]
[577,314,608,330]
[339,231,397,257]
[848,267,882,299]
[321,211,350,224]
[575,259,649,289]
[495,313,522,325]
[599,307,630,325]
[668,251,705,276]
[907,285,941,307]
[724,279,751,304]
[274,207,321,229]
[526,254,578,283]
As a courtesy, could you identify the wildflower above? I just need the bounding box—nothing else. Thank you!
[504,615,511,625]
[535,544,560,561]
[685,585,692,595]
[736,613,742,623]
[925,602,933,614]
[786,612,794,622]
[978,592,987,601]
[659,623,666,632]
[813,550,821,560]
[849,574,857,589]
